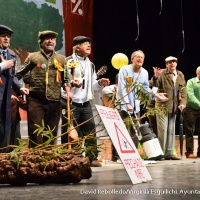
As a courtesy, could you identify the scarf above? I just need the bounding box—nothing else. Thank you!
[71,53,93,100]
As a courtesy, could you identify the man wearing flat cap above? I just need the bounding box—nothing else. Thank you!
[0,25,29,152]
[152,56,186,160]
[61,36,110,167]
[16,30,72,147]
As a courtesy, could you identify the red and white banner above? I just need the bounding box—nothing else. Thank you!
[62,0,93,60]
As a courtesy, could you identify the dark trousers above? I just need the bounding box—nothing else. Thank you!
[61,98,97,159]
[148,115,157,135]
[0,112,9,153]
[10,120,21,146]
[119,110,140,148]
[27,96,61,147]
[10,99,21,146]
[183,107,200,155]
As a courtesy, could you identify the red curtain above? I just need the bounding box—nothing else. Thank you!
[62,0,93,61]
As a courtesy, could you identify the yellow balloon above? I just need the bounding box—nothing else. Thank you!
[111,53,129,70]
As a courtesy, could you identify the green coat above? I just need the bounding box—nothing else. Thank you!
[16,49,70,101]
[152,68,187,113]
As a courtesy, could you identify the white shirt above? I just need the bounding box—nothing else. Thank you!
[61,55,102,103]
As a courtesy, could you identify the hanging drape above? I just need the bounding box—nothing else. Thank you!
[62,0,93,60]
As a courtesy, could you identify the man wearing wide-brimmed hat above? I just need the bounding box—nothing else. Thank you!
[0,25,29,152]
[16,30,72,147]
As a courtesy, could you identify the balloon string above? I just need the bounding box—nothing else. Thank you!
[181,0,185,53]
[135,0,139,41]
[159,0,162,15]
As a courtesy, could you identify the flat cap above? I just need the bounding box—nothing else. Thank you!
[165,56,178,62]
[73,36,91,46]
[0,24,14,35]
[38,30,58,39]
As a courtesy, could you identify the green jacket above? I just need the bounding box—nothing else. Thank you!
[186,77,200,110]
[152,68,187,113]
[16,49,70,101]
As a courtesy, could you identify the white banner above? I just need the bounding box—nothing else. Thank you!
[95,105,152,184]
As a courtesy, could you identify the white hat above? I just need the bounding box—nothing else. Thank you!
[165,56,178,62]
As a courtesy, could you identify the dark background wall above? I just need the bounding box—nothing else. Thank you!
[93,0,200,84]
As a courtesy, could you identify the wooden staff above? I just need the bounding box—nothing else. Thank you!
[67,97,71,149]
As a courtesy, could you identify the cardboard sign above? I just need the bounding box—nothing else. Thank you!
[95,105,152,184]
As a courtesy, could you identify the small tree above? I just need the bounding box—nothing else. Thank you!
[1,0,64,52]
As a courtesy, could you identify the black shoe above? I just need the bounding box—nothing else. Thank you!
[112,155,119,162]
[156,155,165,161]
[144,155,165,161]
[165,155,180,160]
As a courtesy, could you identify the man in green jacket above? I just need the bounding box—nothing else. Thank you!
[152,56,186,160]
[16,30,72,147]
[184,66,200,158]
